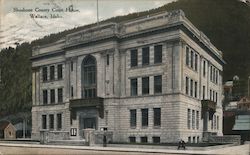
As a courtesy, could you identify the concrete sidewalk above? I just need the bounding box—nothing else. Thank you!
[0,142,249,155]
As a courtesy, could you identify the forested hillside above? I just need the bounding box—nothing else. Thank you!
[0,0,249,115]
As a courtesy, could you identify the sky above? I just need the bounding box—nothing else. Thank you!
[0,0,176,49]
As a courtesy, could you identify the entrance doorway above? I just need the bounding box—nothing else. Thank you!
[80,117,97,130]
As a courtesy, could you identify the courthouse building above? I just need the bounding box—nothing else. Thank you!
[31,10,225,143]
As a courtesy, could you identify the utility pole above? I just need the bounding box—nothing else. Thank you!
[97,0,99,26]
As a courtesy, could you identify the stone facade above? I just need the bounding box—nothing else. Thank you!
[31,10,224,143]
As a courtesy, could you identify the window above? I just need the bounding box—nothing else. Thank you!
[210,89,212,100]
[42,115,47,129]
[217,116,219,130]
[194,81,197,98]
[142,47,149,65]
[197,136,200,143]
[213,90,215,101]
[141,109,148,127]
[49,114,54,129]
[186,47,189,66]
[42,67,48,81]
[192,110,195,129]
[194,54,198,71]
[58,88,63,103]
[50,66,55,80]
[131,78,137,96]
[153,137,160,143]
[186,77,189,95]
[215,92,218,103]
[154,45,162,63]
[71,86,74,98]
[142,77,149,95]
[196,111,199,129]
[82,55,96,98]
[190,79,193,97]
[215,70,218,84]
[187,109,191,129]
[131,49,138,67]
[154,108,161,126]
[130,109,136,128]
[71,61,74,71]
[107,54,110,65]
[57,64,63,79]
[213,68,216,82]
[50,89,55,104]
[188,137,191,143]
[190,50,194,68]
[154,75,162,94]
[140,137,148,143]
[129,137,136,143]
[43,90,48,105]
[193,137,196,143]
[210,66,213,81]
[211,115,214,130]
[203,86,206,99]
[214,115,217,130]
[203,60,206,77]
[57,113,62,130]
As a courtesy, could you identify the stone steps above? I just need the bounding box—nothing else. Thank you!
[48,139,87,146]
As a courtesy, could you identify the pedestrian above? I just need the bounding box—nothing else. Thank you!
[177,139,186,150]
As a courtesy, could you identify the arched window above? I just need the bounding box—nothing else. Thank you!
[82,55,97,98]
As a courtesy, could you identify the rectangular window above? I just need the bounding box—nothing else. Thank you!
[190,50,194,68]
[153,108,161,126]
[129,137,136,143]
[217,116,219,130]
[154,75,162,94]
[186,77,189,95]
[188,137,191,143]
[50,66,55,80]
[213,68,216,82]
[141,109,148,127]
[153,137,160,143]
[194,81,197,98]
[213,90,215,101]
[130,78,137,96]
[194,54,198,71]
[142,77,149,95]
[57,113,62,130]
[131,49,138,67]
[107,54,109,65]
[142,47,150,65]
[42,67,48,82]
[192,110,195,129]
[130,109,136,128]
[186,47,189,66]
[50,89,55,104]
[203,60,206,77]
[190,79,193,97]
[210,66,213,81]
[57,64,63,79]
[71,61,74,71]
[211,115,214,130]
[196,111,199,129]
[215,92,218,103]
[188,109,191,129]
[58,88,63,103]
[43,90,48,105]
[140,137,148,143]
[203,86,206,99]
[214,115,217,130]
[215,70,218,84]
[210,89,212,100]
[42,115,47,129]
[49,114,54,129]
[154,45,162,63]
[71,86,74,98]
